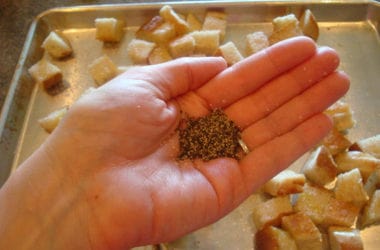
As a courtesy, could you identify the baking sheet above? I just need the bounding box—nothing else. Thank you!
[1,0,380,249]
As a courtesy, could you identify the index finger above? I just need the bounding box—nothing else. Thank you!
[196,37,317,109]
[119,57,227,101]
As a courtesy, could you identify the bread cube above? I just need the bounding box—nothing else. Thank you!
[41,31,73,59]
[159,5,189,35]
[148,47,172,65]
[263,169,305,196]
[136,15,165,39]
[246,31,269,55]
[294,183,333,225]
[269,14,302,45]
[322,127,352,156]
[191,30,220,56]
[255,226,297,250]
[127,39,156,65]
[323,196,360,227]
[38,106,68,133]
[325,100,356,132]
[88,55,118,86]
[252,196,293,230]
[202,11,227,41]
[186,13,202,31]
[216,41,244,66]
[334,168,369,207]
[364,169,380,198]
[359,190,380,229]
[320,230,331,250]
[136,16,176,44]
[95,17,125,42]
[299,9,319,41]
[294,183,359,227]
[281,212,323,250]
[150,22,177,45]
[28,58,63,89]
[169,34,195,58]
[350,134,380,159]
[302,145,338,186]
[334,151,380,181]
[328,227,363,250]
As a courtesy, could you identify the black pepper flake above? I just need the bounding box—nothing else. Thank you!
[177,109,243,161]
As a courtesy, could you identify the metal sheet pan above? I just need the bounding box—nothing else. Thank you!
[0,1,379,249]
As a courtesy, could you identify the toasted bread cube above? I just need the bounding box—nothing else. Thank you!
[186,13,202,31]
[281,212,323,250]
[323,196,360,227]
[329,113,356,132]
[149,22,177,44]
[252,196,293,230]
[334,168,369,207]
[302,146,338,186]
[41,31,73,59]
[364,169,380,198]
[191,30,220,56]
[136,16,176,44]
[359,190,380,228]
[322,128,352,156]
[269,14,302,45]
[159,5,189,35]
[95,18,125,42]
[328,227,363,250]
[334,151,380,181]
[136,15,165,40]
[246,31,269,55]
[294,183,333,225]
[325,100,356,132]
[202,11,227,41]
[263,169,305,196]
[295,183,359,227]
[38,106,68,133]
[299,9,319,41]
[255,226,297,250]
[216,41,244,66]
[88,55,118,86]
[28,59,63,89]
[169,34,195,58]
[148,47,172,65]
[350,134,380,159]
[127,39,156,65]
[320,230,331,250]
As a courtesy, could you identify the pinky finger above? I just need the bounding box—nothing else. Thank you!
[239,113,332,192]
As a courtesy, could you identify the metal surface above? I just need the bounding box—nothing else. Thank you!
[0,0,172,114]
[0,0,380,249]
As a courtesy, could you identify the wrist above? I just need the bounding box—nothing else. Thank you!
[0,144,91,249]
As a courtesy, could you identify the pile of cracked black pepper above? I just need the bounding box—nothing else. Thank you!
[178,109,243,161]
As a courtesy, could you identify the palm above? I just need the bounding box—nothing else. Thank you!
[47,37,349,249]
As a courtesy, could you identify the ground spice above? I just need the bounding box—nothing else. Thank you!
[177,109,243,161]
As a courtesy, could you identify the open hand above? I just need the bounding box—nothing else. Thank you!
[0,37,349,250]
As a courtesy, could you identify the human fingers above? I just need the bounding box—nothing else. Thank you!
[121,57,227,100]
[239,113,333,191]
[196,36,317,109]
[225,46,340,129]
[241,71,350,150]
